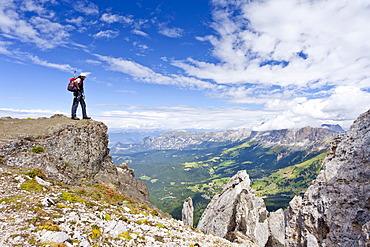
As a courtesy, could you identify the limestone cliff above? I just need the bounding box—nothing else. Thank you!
[0,115,148,203]
[285,110,370,246]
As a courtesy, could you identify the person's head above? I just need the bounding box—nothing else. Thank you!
[79,72,87,79]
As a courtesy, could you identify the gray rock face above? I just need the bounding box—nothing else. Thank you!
[182,197,194,227]
[197,170,285,247]
[0,115,149,203]
[285,109,370,246]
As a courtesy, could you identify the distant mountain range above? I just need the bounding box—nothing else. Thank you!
[110,125,343,154]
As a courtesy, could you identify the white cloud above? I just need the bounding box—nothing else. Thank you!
[158,26,184,38]
[100,13,133,24]
[96,105,274,130]
[174,0,370,89]
[1,47,75,72]
[0,108,67,118]
[132,29,149,37]
[93,30,119,39]
[255,86,370,131]
[66,16,84,26]
[85,59,101,65]
[26,54,75,72]
[0,1,71,49]
[168,0,370,129]
[0,40,12,55]
[74,0,99,15]
[95,54,220,91]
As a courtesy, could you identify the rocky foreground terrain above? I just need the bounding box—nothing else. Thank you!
[0,115,255,246]
[0,164,249,247]
[196,109,370,247]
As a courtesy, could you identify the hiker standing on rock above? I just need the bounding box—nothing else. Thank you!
[70,73,91,120]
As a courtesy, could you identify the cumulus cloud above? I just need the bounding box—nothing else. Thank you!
[100,13,133,24]
[255,86,370,131]
[158,26,184,38]
[93,30,119,39]
[177,0,370,89]
[0,0,71,49]
[74,0,99,15]
[168,0,370,129]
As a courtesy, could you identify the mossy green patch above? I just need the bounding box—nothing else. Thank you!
[60,192,84,203]
[89,229,101,239]
[31,146,45,154]
[21,179,43,192]
[26,168,46,179]
[118,231,132,241]
[36,221,61,231]
[0,197,18,203]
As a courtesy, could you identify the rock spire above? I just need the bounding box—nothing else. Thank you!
[182,197,194,227]
[197,170,285,246]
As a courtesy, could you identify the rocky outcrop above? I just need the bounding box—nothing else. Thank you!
[182,197,194,227]
[285,109,370,246]
[197,170,285,246]
[0,115,149,203]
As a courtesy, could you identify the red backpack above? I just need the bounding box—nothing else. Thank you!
[67,78,77,92]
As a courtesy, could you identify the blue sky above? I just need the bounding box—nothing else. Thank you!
[1,0,370,131]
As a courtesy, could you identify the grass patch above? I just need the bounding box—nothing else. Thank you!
[21,179,43,192]
[60,192,84,203]
[31,146,45,154]
[36,221,61,231]
[26,168,46,179]
[118,231,132,241]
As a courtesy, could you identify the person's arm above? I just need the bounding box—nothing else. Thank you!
[73,78,80,90]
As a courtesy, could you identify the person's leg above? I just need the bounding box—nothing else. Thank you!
[80,97,88,118]
[71,92,79,119]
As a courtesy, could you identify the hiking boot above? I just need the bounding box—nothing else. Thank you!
[83,117,91,119]
[71,117,80,120]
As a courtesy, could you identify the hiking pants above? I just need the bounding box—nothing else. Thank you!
[71,91,88,118]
